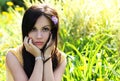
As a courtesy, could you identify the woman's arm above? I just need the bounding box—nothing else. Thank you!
[6,37,44,81]
[29,58,43,81]
[6,52,43,81]
[43,57,54,81]
[43,35,67,81]
[6,52,28,81]
[43,54,67,81]
[53,58,67,81]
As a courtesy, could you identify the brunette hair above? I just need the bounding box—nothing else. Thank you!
[22,4,60,78]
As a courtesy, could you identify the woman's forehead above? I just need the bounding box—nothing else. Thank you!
[34,16,51,28]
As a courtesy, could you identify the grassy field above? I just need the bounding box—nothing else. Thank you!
[0,0,120,81]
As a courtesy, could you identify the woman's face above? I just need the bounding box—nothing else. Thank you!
[28,15,51,49]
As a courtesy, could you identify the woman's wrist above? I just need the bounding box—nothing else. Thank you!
[43,52,52,63]
[35,55,44,61]
[44,54,51,59]
[35,55,51,63]
[34,52,42,57]
[43,56,51,64]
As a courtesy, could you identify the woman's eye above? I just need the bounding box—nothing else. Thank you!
[42,27,50,32]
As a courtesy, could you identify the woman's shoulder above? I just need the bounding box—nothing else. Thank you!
[8,45,23,54]
[59,50,66,58]
[7,45,23,65]
[57,49,67,64]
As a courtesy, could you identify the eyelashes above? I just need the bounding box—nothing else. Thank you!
[30,25,51,32]
[42,27,50,32]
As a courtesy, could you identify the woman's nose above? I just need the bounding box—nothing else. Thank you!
[36,30,42,38]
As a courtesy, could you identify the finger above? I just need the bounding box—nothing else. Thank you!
[24,36,30,48]
[29,39,40,50]
[29,39,34,47]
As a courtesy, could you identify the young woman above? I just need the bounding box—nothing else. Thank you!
[6,4,67,81]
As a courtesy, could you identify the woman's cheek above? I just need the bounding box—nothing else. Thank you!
[28,33,33,38]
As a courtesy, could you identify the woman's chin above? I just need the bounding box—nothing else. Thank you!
[38,46,43,49]
[35,45,43,49]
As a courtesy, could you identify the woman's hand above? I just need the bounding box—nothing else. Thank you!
[44,35,55,59]
[24,36,41,57]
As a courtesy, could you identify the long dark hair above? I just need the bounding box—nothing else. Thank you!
[22,4,60,78]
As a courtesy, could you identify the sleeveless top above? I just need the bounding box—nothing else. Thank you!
[6,45,66,81]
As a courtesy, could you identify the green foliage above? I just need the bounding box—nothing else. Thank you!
[62,34,119,81]
[0,0,120,81]
[0,0,25,11]
[0,0,10,11]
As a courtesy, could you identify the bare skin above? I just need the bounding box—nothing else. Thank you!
[6,16,67,81]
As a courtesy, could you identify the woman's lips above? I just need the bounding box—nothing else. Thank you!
[34,42,44,46]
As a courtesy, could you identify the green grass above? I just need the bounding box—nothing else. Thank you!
[0,0,120,81]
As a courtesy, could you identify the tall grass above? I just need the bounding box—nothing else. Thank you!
[0,0,120,81]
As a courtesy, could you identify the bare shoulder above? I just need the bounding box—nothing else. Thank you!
[6,52,28,81]
[6,52,20,67]
[57,50,67,65]
[6,52,16,62]
[58,50,66,57]
[6,51,23,70]
[54,50,67,79]
[6,45,23,66]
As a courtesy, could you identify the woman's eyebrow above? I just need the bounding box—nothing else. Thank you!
[42,25,51,27]
[42,25,51,28]
[34,25,51,29]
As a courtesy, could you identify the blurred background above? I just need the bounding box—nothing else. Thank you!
[0,0,120,81]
